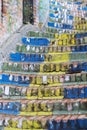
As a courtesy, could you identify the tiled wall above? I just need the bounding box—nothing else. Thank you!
[33,0,49,27]
[0,0,23,45]
[33,0,39,26]
[0,0,50,44]
[39,0,49,26]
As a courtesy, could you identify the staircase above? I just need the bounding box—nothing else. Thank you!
[0,0,87,130]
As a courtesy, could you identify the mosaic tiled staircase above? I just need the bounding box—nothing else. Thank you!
[0,0,87,130]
